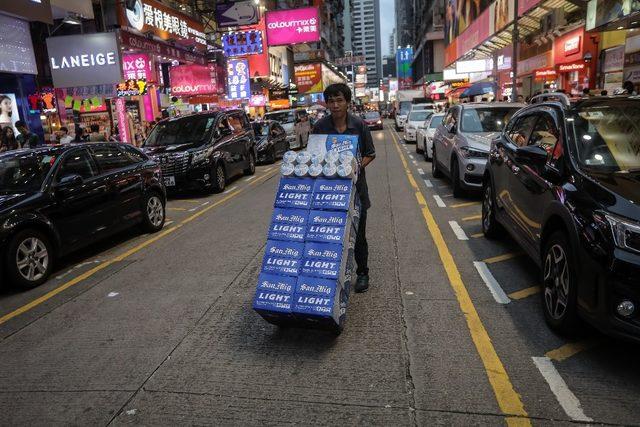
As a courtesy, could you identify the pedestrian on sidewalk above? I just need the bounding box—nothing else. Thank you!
[15,120,40,148]
[311,83,376,293]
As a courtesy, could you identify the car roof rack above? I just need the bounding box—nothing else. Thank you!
[529,92,571,107]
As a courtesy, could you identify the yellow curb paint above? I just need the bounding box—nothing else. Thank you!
[483,252,525,264]
[545,340,600,362]
[507,286,542,300]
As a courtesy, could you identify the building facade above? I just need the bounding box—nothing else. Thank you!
[411,0,445,84]
[351,0,382,87]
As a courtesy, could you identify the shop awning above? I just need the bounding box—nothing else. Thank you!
[460,82,497,98]
[446,86,470,98]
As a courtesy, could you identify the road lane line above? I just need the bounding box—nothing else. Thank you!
[223,186,238,194]
[473,262,511,304]
[483,252,525,264]
[471,233,484,238]
[450,201,481,208]
[417,168,425,175]
[449,221,469,240]
[409,154,415,159]
[508,286,541,300]
[390,130,529,425]
[246,176,256,181]
[532,357,592,422]
[167,207,187,212]
[0,170,280,327]
[433,195,446,207]
[462,214,482,221]
[545,340,600,362]
[412,160,418,165]
[423,179,433,188]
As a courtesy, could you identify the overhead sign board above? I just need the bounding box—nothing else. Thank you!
[226,59,250,100]
[120,30,205,65]
[47,33,122,88]
[122,53,155,82]
[222,30,264,57]
[265,7,320,46]
[120,0,206,48]
[0,0,53,24]
[0,14,38,75]
[170,64,218,96]
[215,0,259,27]
[294,63,322,94]
[335,55,366,67]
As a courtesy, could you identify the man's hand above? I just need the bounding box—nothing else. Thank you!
[361,156,375,169]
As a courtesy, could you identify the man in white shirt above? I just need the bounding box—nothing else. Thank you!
[59,126,74,144]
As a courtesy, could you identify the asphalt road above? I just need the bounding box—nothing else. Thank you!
[1,122,640,426]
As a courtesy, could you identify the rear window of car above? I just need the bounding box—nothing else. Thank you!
[409,111,432,122]
[460,107,518,132]
[365,112,380,119]
[429,115,444,128]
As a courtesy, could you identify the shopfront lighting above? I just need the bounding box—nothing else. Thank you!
[254,0,260,4]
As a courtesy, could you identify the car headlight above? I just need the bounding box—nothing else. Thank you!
[604,213,640,253]
[190,147,213,165]
[459,146,489,159]
[377,120,382,124]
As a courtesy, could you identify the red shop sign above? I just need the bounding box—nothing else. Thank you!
[534,67,557,80]
[558,62,585,72]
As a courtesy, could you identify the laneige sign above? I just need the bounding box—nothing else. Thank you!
[46,33,122,88]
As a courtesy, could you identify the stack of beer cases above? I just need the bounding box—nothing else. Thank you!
[253,135,360,334]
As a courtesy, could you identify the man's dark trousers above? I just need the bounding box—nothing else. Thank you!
[355,209,368,276]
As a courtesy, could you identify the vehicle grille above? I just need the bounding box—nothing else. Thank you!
[157,154,189,176]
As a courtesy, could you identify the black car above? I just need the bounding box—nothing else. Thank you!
[0,143,166,289]
[142,110,257,193]
[252,120,289,164]
[482,93,640,341]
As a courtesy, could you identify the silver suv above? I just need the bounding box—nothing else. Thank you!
[431,102,524,197]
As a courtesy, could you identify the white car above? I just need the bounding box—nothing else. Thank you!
[416,113,444,160]
[264,109,310,149]
[404,110,433,143]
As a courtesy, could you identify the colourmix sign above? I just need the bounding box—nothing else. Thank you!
[265,7,320,46]
[46,33,122,88]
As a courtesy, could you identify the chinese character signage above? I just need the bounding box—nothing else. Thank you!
[335,55,366,66]
[265,7,320,46]
[396,48,413,90]
[116,79,148,97]
[120,0,206,49]
[170,64,218,96]
[226,59,250,99]
[222,30,264,57]
[294,63,322,94]
[122,53,155,81]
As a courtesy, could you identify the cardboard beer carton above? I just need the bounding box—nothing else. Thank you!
[253,273,296,313]
[261,254,301,276]
[311,178,354,211]
[267,221,306,242]
[308,210,348,227]
[271,208,309,226]
[307,134,359,158]
[303,241,342,262]
[278,177,314,193]
[265,239,305,259]
[274,191,312,209]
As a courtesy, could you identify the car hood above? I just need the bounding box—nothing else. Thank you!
[0,192,36,215]
[582,171,640,218]
[142,143,202,155]
[462,132,501,150]
[364,118,381,123]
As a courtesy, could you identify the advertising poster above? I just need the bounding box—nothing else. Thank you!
[170,64,217,96]
[222,30,264,57]
[226,59,250,100]
[294,63,322,94]
[493,0,514,32]
[0,14,38,75]
[265,7,320,46]
[444,0,492,45]
[122,53,155,81]
[0,93,20,130]
[396,48,413,89]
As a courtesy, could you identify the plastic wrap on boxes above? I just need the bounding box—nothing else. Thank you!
[280,162,294,176]
[274,191,312,209]
[294,163,309,177]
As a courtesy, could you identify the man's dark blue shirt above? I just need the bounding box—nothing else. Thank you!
[312,113,376,209]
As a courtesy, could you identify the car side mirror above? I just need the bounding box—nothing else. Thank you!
[515,145,548,164]
[56,174,83,188]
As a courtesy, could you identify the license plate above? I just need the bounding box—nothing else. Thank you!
[164,176,175,187]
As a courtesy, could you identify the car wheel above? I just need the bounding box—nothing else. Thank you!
[451,158,464,198]
[482,180,503,239]
[431,146,443,178]
[6,229,53,289]
[542,231,579,335]
[268,147,276,164]
[416,138,423,154]
[243,152,256,176]
[141,191,165,233]
[209,163,226,193]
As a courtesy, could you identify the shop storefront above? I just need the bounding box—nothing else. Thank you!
[517,50,554,99]
[553,28,599,95]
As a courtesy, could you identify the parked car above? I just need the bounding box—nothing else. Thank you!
[482,94,640,342]
[363,111,384,130]
[416,112,444,160]
[404,109,434,143]
[142,110,256,194]
[253,120,289,164]
[0,143,166,289]
[432,102,524,197]
[264,109,310,149]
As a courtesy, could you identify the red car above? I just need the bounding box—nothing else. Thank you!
[363,111,383,130]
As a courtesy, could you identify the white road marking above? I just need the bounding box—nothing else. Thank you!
[107,292,119,298]
[417,168,425,175]
[409,154,415,159]
[448,221,469,240]
[201,201,210,206]
[532,357,593,422]
[473,261,511,304]
[246,176,256,181]
[165,220,174,226]
[405,291,414,295]
[433,195,446,207]
[412,160,418,165]
[423,179,433,188]
[223,186,238,194]
[55,260,102,280]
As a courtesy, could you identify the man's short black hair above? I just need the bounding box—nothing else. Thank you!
[60,126,68,133]
[323,83,352,103]
[14,120,26,129]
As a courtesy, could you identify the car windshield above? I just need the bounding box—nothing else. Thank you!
[429,115,444,128]
[144,115,216,147]
[399,101,412,115]
[0,151,57,193]
[409,111,432,122]
[569,102,640,172]
[265,111,295,124]
[365,112,380,119]
[460,107,518,133]
[252,122,269,136]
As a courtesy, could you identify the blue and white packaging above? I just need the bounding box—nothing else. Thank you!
[271,208,308,226]
[293,293,334,315]
[268,222,306,242]
[307,134,359,158]
[265,240,304,259]
[253,290,293,314]
[295,275,337,298]
[308,210,348,227]
[261,254,300,276]
[311,192,351,211]
[274,191,312,209]
[278,177,314,193]
[303,242,342,261]
[255,273,297,294]
[313,179,352,195]
[305,224,346,244]
[300,258,341,279]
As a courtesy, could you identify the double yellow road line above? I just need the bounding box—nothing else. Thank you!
[389,130,531,426]
[0,170,279,326]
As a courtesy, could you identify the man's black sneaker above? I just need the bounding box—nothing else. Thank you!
[355,274,369,293]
